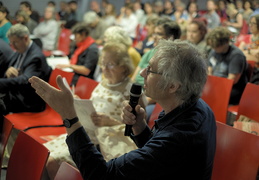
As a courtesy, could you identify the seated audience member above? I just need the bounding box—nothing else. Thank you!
[103,26,141,70]
[116,3,138,40]
[0,6,12,43]
[33,6,59,51]
[47,1,56,9]
[239,14,259,50]
[19,1,40,23]
[243,1,253,25]
[186,19,211,56]
[132,17,181,87]
[133,1,145,26]
[15,10,37,34]
[102,3,117,27]
[186,2,201,23]
[56,23,99,85]
[206,27,248,105]
[171,2,188,39]
[47,1,60,20]
[58,1,70,21]
[134,15,159,56]
[42,42,145,179]
[153,0,164,16]
[83,11,108,45]
[142,2,157,24]
[90,0,103,17]
[29,39,216,180]
[236,0,244,14]
[0,39,14,77]
[224,3,243,35]
[171,2,188,23]
[203,0,220,32]
[64,0,83,29]
[131,17,181,120]
[251,0,259,17]
[162,0,175,17]
[217,0,228,23]
[0,24,52,114]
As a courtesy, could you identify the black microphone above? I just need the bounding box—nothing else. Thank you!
[124,83,142,136]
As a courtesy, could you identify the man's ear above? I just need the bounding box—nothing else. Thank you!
[168,82,180,94]
[24,35,30,41]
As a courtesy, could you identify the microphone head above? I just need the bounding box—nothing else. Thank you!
[130,83,142,97]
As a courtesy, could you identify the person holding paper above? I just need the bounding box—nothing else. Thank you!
[29,39,216,180]
[55,23,99,85]
[40,42,145,179]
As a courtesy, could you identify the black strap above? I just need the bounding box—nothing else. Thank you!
[23,124,65,132]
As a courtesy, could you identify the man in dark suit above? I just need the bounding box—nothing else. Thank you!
[0,39,14,77]
[0,24,52,114]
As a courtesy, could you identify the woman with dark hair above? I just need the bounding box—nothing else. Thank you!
[0,6,12,43]
[243,0,253,24]
[187,2,201,23]
[56,23,99,85]
[239,14,259,50]
[186,18,211,56]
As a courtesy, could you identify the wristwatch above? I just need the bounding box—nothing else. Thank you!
[63,117,79,128]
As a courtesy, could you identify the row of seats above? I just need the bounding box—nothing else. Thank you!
[4,68,98,144]
[1,71,259,179]
[2,115,259,179]
[42,27,72,57]
[0,117,83,179]
[147,75,259,180]
[201,75,259,124]
[148,73,259,128]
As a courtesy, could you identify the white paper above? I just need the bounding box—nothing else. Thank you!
[74,98,97,131]
[46,56,71,71]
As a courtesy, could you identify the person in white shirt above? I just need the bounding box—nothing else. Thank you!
[116,3,138,40]
[33,6,59,51]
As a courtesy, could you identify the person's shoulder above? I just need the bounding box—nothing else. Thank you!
[169,99,215,132]
[88,43,99,51]
[229,45,245,56]
[128,46,141,56]
[193,99,215,123]
[29,42,45,58]
[3,21,12,28]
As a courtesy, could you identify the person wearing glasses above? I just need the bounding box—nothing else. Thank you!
[131,16,181,121]
[239,14,259,50]
[41,42,146,179]
[0,24,52,114]
[29,39,216,179]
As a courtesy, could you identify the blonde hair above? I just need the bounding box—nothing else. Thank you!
[104,26,132,48]
[100,42,134,76]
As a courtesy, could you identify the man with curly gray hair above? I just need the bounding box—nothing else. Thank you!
[29,39,216,179]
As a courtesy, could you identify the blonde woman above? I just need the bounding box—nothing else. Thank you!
[43,42,145,179]
[104,26,141,69]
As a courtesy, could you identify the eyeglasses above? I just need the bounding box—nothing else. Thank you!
[249,22,257,26]
[100,62,118,69]
[145,65,162,76]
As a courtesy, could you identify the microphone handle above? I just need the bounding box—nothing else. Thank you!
[124,102,137,136]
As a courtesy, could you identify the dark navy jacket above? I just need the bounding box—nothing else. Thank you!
[66,98,216,180]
